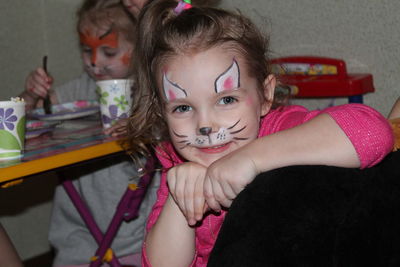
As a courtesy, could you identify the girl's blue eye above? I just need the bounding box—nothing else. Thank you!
[219,96,237,105]
[173,105,192,113]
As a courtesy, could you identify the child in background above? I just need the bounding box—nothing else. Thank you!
[20,1,158,266]
[125,0,394,266]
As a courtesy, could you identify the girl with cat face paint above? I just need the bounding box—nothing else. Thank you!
[125,0,394,266]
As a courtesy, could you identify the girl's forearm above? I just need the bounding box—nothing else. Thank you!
[389,97,400,119]
[250,114,360,173]
[146,195,196,267]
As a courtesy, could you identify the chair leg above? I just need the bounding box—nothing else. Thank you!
[59,157,155,267]
[61,178,121,267]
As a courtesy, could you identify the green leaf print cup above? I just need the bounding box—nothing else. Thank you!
[0,100,26,160]
[96,79,133,129]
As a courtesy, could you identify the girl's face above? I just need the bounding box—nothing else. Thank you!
[121,0,149,17]
[79,24,133,81]
[159,46,275,167]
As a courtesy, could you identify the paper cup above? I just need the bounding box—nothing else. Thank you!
[0,101,26,160]
[96,79,133,129]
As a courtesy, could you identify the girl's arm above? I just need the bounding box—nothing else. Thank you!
[388,97,400,119]
[143,160,204,267]
[205,105,394,210]
[0,224,23,267]
[144,195,196,267]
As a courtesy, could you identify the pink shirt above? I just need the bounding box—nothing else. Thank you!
[142,104,394,267]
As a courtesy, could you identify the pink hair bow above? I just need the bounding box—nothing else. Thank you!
[174,0,192,14]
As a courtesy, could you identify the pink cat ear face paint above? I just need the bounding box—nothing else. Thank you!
[214,59,240,93]
[163,73,187,102]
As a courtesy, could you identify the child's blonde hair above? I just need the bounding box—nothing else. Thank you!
[125,0,279,161]
[77,0,136,45]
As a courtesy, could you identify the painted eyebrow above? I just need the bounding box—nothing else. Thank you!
[99,27,113,39]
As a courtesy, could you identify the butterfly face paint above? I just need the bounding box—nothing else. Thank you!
[79,25,133,80]
[162,47,267,167]
[79,28,118,66]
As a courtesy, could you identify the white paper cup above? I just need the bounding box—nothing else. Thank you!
[96,79,133,129]
[0,101,26,160]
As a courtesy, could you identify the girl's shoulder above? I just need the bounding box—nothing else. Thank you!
[259,105,311,136]
[155,142,184,169]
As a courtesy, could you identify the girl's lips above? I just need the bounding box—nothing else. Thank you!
[197,142,231,154]
[95,74,107,79]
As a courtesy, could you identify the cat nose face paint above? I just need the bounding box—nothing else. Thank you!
[199,127,212,135]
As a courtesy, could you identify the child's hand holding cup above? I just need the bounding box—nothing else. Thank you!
[96,79,133,135]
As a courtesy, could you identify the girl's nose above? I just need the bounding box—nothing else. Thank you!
[90,50,98,67]
[199,127,212,136]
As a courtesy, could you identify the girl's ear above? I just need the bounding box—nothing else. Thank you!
[260,74,276,116]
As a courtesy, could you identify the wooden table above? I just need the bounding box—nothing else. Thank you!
[0,115,125,188]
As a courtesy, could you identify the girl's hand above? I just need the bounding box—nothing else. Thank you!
[204,146,259,211]
[103,118,128,137]
[25,67,52,99]
[167,162,208,226]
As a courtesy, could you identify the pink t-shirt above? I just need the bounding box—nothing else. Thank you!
[142,104,394,267]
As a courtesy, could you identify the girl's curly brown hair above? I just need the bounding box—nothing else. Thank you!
[123,0,285,165]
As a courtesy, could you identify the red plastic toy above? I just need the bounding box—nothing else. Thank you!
[271,56,374,103]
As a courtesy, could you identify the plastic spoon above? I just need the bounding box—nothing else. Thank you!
[42,55,52,114]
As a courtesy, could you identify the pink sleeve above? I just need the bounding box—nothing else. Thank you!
[261,104,394,169]
[322,104,394,168]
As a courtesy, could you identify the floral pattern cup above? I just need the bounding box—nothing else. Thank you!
[96,79,133,129]
[0,101,26,160]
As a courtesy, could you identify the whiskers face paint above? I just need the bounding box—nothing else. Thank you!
[173,119,249,150]
[160,47,270,166]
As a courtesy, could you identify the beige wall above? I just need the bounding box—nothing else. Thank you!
[0,0,82,101]
[221,0,400,116]
[1,0,399,261]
